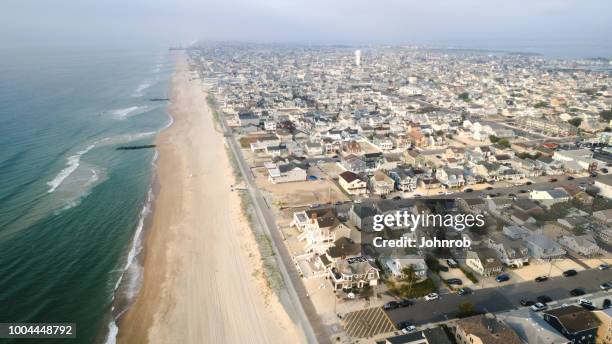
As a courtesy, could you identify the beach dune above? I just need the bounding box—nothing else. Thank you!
[117,54,302,343]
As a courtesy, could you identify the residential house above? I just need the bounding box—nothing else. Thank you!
[388,166,418,192]
[593,309,612,344]
[451,314,523,344]
[530,188,571,208]
[292,209,349,255]
[525,234,567,260]
[465,246,503,276]
[543,306,600,344]
[305,142,323,156]
[485,232,530,268]
[341,155,367,173]
[498,307,571,344]
[558,234,601,257]
[378,327,452,344]
[381,255,428,279]
[436,167,466,188]
[595,175,612,199]
[338,171,368,195]
[370,171,395,195]
[348,201,377,231]
[329,256,379,291]
[267,162,308,184]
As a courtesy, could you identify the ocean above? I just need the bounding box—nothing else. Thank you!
[0,48,175,344]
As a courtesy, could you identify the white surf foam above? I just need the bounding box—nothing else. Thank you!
[111,106,150,120]
[104,185,154,344]
[47,144,95,193]
[131,81,152,97]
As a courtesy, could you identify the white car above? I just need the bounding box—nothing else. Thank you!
[578,298,593,306]
[531,303,547,312]
[424,293,439,301]
[402,325,416,334]
[600,282,612,290]
[599,263,610,270]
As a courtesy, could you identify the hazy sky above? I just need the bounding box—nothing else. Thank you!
[2,0,611,51]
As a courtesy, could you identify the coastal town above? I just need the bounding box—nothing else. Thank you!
[190,43,612,344]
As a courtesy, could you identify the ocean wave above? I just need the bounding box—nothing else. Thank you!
[131,81,152,97]
[160,114,174,131]
[46,144,95,193]
[111,106,150,120]
[104,186,154,344]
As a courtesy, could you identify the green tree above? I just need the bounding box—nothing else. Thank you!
[568,118,583,127]
[457,301,477,318]
[600,109,612,121]
[489,135,499,143]
[498,138,511,148]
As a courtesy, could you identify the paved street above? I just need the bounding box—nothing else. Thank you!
[386,268,612,326]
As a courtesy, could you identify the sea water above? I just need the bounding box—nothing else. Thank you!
[0,47,175,344]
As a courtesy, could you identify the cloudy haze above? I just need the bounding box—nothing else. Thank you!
[3,0,611,53]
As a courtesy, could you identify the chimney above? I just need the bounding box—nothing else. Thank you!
[311,212,318,224]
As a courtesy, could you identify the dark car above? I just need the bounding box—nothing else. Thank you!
[383,301,399,310]
[549,178,558,182]
[519,189,528,193]
[570,288,586,297]
[495,274,510,283]
[535,276,548,282]
[526,181,533,185]
[567,176,575,180]
[438,265,449,272]
[457,287,472,296]
[602,168,609,174]
[563,269,578,277]
[446,278,463,286]
[537,295,552,304]
[520,299,535,306]
[486,186,493,190]
[398,299,413,307]
[464,188,474,193]
[508,193,516,198]
[591,173,598,178]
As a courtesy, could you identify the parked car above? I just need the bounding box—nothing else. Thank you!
[464,188,474,193]
[531,303,548,312]
[486,186,493,190]
[579,299,596,310]
[397,321,416,334]
[599,264,610,270]
[526,181,533,185]
[438,265,449,272]
[383,301,399,310]
[563,269,578,277]
[549,178,558,182]
[537,295,553,304]
[570,288,586,297]
[600,282,612,291]
[447,259,459,268]
[446,278,463,285]
[457,287,472,296]
[602,168,609,174]
[535,276,549,282]
[495,274,510,283]
[398,299,413,307]
[424,293,439,301]
[520,299,535,306]
[567,176,575,180]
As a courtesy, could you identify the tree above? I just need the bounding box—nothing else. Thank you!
[489,135,499,143]
[498,138,511,148]
[600,109,612,121]
[568,118,583,127]
[534,101,548,108]
[457,301,477,318]
[458,92,470,102]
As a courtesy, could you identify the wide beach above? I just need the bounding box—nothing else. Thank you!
[117,53,302,343]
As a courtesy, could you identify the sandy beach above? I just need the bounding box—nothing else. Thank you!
[117,53,302,343]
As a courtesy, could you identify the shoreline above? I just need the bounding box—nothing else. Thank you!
[116,53,302,343]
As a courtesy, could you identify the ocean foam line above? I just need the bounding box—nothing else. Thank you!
[131,81,152,97]
[46,144,95,193]
[104,185,154,344]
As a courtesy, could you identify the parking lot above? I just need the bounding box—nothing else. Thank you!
[343,307,397,338]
